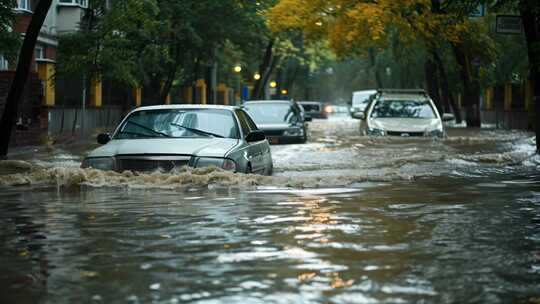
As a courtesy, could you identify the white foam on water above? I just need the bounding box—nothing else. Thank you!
[0,164,421,190]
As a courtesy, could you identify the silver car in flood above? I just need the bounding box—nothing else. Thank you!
[81,105,273,175]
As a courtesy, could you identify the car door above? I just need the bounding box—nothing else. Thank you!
[242,110,272,172]
[235,110,265,173]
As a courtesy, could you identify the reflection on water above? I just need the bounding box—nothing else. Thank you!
[1,180,540,303]
[0,119,539,303]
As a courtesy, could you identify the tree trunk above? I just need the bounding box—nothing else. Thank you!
[368,48,382,88]
[0,0,53,158]
[159,55,179,104]
[275,66,285,99]
[284,62,300,97]
[425,53,443,114]
[452,43,481,127]
[260,55,279,100]
[253,40,274,100]
[159,77,174,105]
[434,51,463,123]
[521,6,540,152]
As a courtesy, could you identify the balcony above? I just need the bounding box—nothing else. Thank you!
[57,0,88,9]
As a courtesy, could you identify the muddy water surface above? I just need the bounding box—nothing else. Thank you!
[1,119,539,303]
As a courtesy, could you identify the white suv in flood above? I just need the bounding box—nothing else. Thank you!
[352,89,454,137]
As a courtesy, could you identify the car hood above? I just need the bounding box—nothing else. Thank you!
[369,118,441,132]
[87,138,239,158]
[257,123,292,130]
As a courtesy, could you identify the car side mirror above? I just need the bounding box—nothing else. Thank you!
[442,113,455,122]
[245,130,266,142]
[97,133,111,145]
[351,111,365,120]
[305,116,313,122]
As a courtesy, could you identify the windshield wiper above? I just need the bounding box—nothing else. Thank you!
[171,123,224,138]
[116,130,161,138]
[126,121,171,137]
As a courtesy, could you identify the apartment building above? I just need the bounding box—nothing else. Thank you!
[0,0,88,146]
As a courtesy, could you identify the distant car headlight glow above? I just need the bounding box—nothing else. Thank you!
[81,157,115,170]
[367,128,386,136]
[284,127,304,136]
[324,105,333,113]
[195,157,237,172]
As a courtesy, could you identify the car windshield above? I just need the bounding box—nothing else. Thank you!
[244,103,298,124]
[114,109,239,139]
[300,103,321,112]
[370,99,437,119]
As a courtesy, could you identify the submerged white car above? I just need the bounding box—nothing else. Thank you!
[81,105,273,175]
[353,90,454,137]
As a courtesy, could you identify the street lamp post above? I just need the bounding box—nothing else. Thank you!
[269,80,277,99]
[234,65,242,104]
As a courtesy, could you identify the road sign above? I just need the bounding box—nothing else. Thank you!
[241,85,249,100]
[496,15,523,34]
[470,4,486,17]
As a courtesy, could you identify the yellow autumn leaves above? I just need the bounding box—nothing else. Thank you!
[268,0,474,57]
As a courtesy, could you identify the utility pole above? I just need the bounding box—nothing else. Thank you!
[82,75,86,137]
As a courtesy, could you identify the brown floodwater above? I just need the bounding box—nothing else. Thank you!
[0,118,539,303]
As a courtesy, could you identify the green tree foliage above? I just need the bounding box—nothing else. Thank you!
[56,0,273,104]
[0,0,21,61]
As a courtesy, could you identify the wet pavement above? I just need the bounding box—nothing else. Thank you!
[1,118,539,303]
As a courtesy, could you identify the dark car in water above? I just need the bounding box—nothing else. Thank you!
[243,100,308,144]
[298,101,328,119]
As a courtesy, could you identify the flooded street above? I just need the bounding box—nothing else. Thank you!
[1,118,540,303]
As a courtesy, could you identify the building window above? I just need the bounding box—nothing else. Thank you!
[0,55,8,70]
[59,0,88,8]
[16,0,31,11]
[35,46,44,60]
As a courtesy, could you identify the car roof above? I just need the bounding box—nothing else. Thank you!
[377,89,427,97]
[379,94,429,100]
[353,90,377,94]
[244,100,293,105]
[298,101,322,104]
[132,104,240,112]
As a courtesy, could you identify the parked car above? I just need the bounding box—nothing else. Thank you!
[328,105,351,118]
[243,100,308,144]
[81,105,273,175]
[351,89,377,115]
[352,89,454,137]
[298,101,328,119]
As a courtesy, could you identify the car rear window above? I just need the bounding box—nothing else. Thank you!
[300,104,321,112]
[244,103,299,124]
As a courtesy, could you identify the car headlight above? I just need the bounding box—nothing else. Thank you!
[426,129,444,137]
[283,127,304,136]
[81,157,115,170]
[195,157,237,172]
[367,128,385,136]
